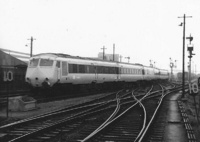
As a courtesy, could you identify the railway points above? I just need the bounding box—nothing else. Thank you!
[0,83,197,142]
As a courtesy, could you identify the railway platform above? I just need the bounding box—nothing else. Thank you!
[163,92,191,142]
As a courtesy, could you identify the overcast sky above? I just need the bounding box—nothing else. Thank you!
[0,0,200,72]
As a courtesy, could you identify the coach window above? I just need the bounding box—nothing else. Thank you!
[97,66,103,73]
[86,65,90,73]
[122,68,124,74]
[62,62,68,76]
[142,69,145,75]
[68,64,73,73]
[89,65,95,73]
[73,64,78,73]
[111,67,115,74]
[104,67,108,74]
[79,65,86,73]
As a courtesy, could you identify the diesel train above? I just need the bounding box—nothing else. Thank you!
[25,53,169,91]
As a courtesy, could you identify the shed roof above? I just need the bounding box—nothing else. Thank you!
[0,49,27,67]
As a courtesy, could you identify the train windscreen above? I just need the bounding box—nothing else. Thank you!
[40,59,54,66]
[29,58,39,67]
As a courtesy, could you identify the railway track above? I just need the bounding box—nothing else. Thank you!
[80,84,181,142]
[0,83,180,142]
[0,89,129,142]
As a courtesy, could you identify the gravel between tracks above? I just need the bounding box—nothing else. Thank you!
[0,93,108,126]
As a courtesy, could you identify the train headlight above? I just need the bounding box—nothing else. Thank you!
[26,77,31,83]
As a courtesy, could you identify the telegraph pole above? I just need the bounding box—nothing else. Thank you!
[178,14,192,98]
[28,36,36,57]
[101,46,107,60]
[113,43,115,61]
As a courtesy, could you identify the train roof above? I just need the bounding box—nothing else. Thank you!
[32,52,145,66]
[32,53,169,71]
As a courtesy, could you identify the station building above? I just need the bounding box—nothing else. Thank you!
[0,48,29,94]
[98,52,120,62]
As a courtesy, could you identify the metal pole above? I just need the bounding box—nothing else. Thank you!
[28,36,36,57]
[113,44,115,61]
[101,46,107,60]
[189,58,191,84]
[103,46,105,60]
[178,14,192,98]
[6,81,9,118]
[182,14,186,98]
[30,37,33,57]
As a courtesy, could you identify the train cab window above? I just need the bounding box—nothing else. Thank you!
[40,59,54,66]
[56,61,60,68]
[29,58,39,67]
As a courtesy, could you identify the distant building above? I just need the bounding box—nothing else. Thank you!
[98,52,120,62]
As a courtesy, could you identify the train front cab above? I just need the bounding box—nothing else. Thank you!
[26,56,58,88]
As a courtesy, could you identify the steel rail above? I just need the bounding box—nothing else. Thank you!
[2,90,126,142]
[137,85,181,142]
[81,90,123,141]
[81,86,154,142]
[0,91,120,129]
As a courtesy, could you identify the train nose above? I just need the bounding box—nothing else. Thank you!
[27,68,46,87]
